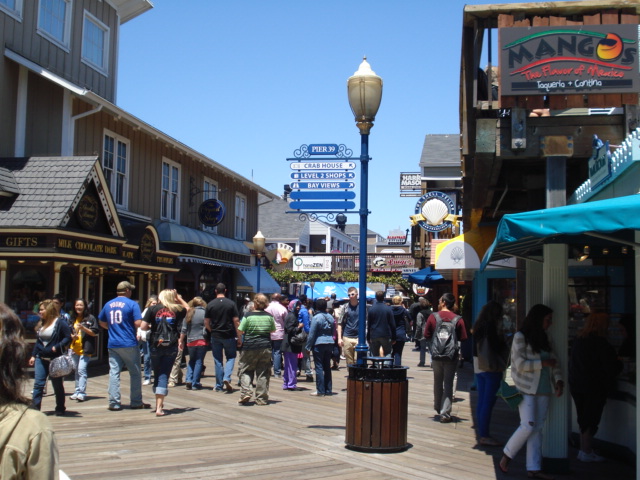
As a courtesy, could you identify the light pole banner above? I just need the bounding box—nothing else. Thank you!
[292,255,332,272]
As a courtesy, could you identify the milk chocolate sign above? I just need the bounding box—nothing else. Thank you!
[500,24,639,96]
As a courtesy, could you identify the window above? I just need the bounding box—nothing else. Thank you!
[0,0,23,21]
[161,159,180,222]
[37,0,72,50]
[102,131,129,209]
[203,177,218,233]
[82,11,109,74]
[234,193,246,240]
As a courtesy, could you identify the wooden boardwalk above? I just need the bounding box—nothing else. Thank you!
[36,348,634,480]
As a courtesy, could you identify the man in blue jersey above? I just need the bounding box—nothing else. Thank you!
[98,281,150,411]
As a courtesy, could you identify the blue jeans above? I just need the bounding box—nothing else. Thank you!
[312,343,333,395]
[186,345,208,388]
[32,357,65,413]
[108,346,143,408]
[476,371,503,438]
[151,345,179,396]
[392,341,406,366]
[271,339,283,376]
[72,353,91,399]
[212,337,237,390]
[140,340,151,380]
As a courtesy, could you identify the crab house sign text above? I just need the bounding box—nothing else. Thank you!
[500,24,640,96]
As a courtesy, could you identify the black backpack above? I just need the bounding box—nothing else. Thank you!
[152,315,177,348]
[430,312,461,360]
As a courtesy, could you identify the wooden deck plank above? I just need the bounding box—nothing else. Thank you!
[35,348,634,480]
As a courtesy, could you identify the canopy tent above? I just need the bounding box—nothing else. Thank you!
[480,194,640,271]
[236,267,282,294]
[408,266,445,286]
[303,282,376,300]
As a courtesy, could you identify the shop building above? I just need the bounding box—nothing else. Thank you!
[456,0,639,469]
[0,1,278,347]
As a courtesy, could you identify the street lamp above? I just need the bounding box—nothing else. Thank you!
[347,57,383,365]
[253,231,265,293]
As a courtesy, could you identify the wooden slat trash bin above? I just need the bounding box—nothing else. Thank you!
[345,357,409,452]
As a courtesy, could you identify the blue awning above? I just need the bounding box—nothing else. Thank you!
[236,267,281,294]
[480,194,640,270]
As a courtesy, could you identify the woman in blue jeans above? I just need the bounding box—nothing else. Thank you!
[29,299,72,415]
[305,298,335,396]
[142,289,189,416]
[68,298,99,402]
[472,301,509,446]
[181,297,209,390]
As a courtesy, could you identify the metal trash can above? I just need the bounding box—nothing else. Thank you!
[345,357,409,452]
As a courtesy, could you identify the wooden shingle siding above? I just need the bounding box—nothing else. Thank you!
[1,0,118,102]
[499,8,640,109]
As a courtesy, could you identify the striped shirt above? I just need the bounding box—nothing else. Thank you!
[239,311,276,350]
[510,331,563,395]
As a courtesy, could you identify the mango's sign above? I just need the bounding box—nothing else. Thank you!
[500,24,640,96]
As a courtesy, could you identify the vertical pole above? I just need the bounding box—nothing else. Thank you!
[256,255,261,294]
[356,132,370,365]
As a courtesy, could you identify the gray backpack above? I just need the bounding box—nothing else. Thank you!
[430,312,461,360]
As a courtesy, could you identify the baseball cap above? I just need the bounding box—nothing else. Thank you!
[116,281,135,292]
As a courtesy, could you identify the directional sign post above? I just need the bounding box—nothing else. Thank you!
[286,143,357,215]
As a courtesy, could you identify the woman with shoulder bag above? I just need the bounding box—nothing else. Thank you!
[68,298,99,402]
[499,304,563,480]
[281,300,303,391]
[305,298,336,397]
[391,295,411,366]
[141,289,189,416]
[473,300,509,446]
[29,299,72,415]
[180,297,209,390]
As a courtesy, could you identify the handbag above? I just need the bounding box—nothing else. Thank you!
[49,350,75,378]
[290,329,308,347]
[496,379,523,409]
[495,350,522,409]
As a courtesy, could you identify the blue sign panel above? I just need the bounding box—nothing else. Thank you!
[290,191,356,200]
[290,200,356,210]
[307,144,339,155]
[198,199,225,227]
[291,171,355,180]
[290,182,355,189]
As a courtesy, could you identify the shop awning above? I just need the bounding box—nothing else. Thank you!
[435,226,497,270]
[480,194,640,271]
[156,222,249,255]
[236,267,281,294]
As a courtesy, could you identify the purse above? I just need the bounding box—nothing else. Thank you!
[49,350,75,378]
[290,329,308,347]
[495,350,522,409]
[496,379,523,409]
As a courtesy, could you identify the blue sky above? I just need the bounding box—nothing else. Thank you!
[117,0,495,238]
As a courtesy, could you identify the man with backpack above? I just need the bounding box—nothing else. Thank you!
[424,292,468,423]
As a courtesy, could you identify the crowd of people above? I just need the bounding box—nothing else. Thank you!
[0,282,626,478]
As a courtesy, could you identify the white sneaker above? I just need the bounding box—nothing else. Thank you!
[143,379,151,386]
[69,394,78,400]
[577,450,605,462]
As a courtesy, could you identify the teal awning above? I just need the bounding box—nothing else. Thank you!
[480,194,640,270]
[156,222,249,255]
[236,267,281,294]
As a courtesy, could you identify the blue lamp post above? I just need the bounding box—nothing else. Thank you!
[253,231,265,293]
[347,57,383,365]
